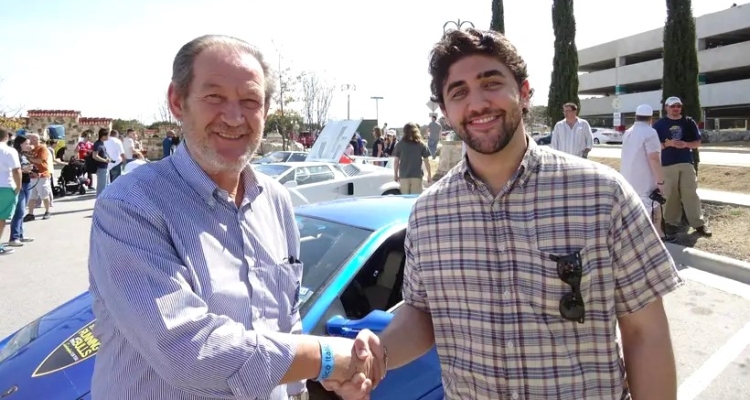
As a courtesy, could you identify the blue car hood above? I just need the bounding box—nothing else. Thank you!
[0,292,96,400]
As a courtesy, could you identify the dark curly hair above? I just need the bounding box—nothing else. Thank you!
[428,28,532,114]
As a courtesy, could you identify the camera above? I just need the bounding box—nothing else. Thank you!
[649,188,666,205]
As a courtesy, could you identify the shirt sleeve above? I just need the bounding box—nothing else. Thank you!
[688,118,702,142]
[550,123,560,150]
[393,141,402,158]
[10,149,21,169]
[610,178,684,316]
[644,129,662,154]
[421,143,431,158]
[401,211,430,313]
[583,121,593,149]
[89,197,299,400]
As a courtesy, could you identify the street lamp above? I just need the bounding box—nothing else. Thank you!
[370,96,383,124]
[341,84,356,119]
[443,19,475,33]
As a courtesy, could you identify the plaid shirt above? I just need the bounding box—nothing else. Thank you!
[402,138,683,400]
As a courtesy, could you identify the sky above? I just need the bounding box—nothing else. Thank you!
[0,0,739,127]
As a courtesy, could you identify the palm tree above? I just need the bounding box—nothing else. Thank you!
[491,0,505,33]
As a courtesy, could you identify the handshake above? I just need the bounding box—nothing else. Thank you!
[318,329,388,400]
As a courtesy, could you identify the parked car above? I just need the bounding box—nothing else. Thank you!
[536,133,553,145]
[253,162,402,206]
[0,196,443,400]
[252,150,308,164]
[591,127,623,145]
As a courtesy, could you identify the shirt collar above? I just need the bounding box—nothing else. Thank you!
[458,134,542,193]
[171,142,263,206]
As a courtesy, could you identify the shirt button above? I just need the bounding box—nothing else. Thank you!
[503,290,511,299]
[511,391,519,400]
[253,309,260,319]
[507,341,514,348]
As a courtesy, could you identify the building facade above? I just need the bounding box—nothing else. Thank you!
[577,3,750,130]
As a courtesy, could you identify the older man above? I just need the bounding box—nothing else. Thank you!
[24,133,52,220]
[88,35,382,400]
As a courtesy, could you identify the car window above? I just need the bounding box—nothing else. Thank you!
[289,153,307,162]
[297,216,373,311]
[253,164,292,178]
[253,151,290,164]
[295,165,336,186]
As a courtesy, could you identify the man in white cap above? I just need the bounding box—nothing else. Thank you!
[652,96,711,237]
[620,104,672,241]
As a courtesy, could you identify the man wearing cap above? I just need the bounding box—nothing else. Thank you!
[653,96,711,237]
[621,104,672,241]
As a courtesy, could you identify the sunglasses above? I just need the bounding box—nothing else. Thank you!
[669,104,682,108]
[549,252,585,323]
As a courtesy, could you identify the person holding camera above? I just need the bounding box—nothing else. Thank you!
[620,104,673,242]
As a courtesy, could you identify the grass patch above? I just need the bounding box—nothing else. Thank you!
[672,204,750,262]
[590,157,750,194]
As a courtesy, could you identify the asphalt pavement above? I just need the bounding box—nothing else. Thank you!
[588,146,750,167]
[1,195,749,399]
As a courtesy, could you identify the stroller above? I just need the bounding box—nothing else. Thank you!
[56,157,89,196]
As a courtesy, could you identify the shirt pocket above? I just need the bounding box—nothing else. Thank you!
[516,247,594,322]
[274,261,304,331]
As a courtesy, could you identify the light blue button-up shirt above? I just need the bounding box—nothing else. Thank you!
[88,143,305,400]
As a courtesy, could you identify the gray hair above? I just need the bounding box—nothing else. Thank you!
[171,35,277,110]
[0,127,10,141]
[27,133,40,141]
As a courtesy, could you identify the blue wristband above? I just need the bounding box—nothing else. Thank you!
[316,342,335,381]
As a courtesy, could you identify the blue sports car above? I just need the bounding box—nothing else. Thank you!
[0,196,443,400]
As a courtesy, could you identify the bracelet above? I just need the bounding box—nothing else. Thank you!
[381,345,389,380]
[657,181,664,185]
[315,342,334,381]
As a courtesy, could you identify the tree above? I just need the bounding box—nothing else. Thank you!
[525,105,549,128]
[265,109,304,150]
[662,0,701,122]
[0,78,23,118]
[490,0,505,34]
[155,92,180,127]
[301,72,335,130]
[547,0,580,125]
[112,119,145,133]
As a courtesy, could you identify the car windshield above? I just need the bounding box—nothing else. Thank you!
[297,215,372,309]
[253,164,292,178]
[254,151,290,164]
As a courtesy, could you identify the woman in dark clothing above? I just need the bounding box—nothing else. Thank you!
[8,136,35,246]
[383,130,397,156]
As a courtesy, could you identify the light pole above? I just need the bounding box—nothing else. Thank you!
[341,84,356,119]
[370,96,383,124]
[443,19,475,33]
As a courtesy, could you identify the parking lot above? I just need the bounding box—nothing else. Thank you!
[1,194,749,399]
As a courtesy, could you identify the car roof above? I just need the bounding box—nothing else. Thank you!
[295,195,417,231]
[271,161,334,167]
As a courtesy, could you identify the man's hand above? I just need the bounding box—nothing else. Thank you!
[321,330,387,400]
[671,140,687,149]
[394,175,399,183]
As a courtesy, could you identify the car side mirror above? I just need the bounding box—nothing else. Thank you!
[326,310,393,338]
[283,180,298,188]
[347,182,354,195]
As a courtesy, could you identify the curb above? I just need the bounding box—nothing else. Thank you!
[701,198,750,208]
[666,243,750,286]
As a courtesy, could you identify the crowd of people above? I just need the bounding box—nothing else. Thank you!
[0,126,155,256]
[549,97,712,241]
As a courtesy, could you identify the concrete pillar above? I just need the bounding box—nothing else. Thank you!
[697,38,707,51]
[615,56,626,67]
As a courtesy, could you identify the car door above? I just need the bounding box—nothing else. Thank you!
[294,165,341,203]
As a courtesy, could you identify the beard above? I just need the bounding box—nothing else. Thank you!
[181,114,262,175]
[455,106,523,155]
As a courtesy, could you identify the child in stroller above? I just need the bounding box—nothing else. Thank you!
[57,156,89,196]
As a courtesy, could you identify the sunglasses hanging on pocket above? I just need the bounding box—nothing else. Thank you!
[549,252,586,324]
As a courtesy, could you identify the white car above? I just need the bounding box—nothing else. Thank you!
[251,151,308,164]
[253,161,401,206]
[591,127,623,145]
